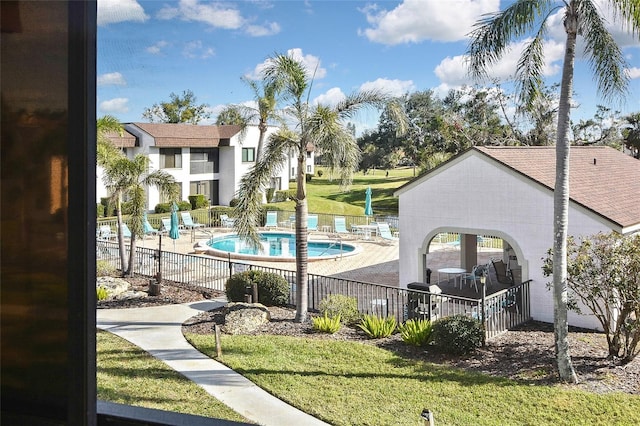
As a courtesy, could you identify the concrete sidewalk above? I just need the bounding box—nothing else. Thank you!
[97,301,329,426]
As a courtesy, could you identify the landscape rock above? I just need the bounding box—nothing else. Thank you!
[222,302,271,335]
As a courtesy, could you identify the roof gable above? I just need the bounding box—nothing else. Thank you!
[397,146,640,231]
[104,129,136,148]
[130,123,242,147]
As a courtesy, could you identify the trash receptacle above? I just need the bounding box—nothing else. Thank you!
[426,268,432,284]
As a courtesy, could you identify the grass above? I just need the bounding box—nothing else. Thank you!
[185,334,640,426]
[97,331,251,423]
[267,167,416,216]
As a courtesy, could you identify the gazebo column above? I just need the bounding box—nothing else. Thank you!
[460,233,478,271]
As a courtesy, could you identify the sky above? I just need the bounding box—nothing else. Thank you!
[98,0,640,134]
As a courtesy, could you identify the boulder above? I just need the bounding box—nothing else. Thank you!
[222,302,271,335]
[96,276,130,297]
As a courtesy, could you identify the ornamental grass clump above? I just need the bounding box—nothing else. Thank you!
[312,314,342,334]
[398,319,433,347]
[318,294,361,325]
[96,285,109,301]
[358,314,396,339]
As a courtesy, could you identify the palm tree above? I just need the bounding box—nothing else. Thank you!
[97,118,177,276]
[216,76,281,162]
[467,0,639,382]
[234,52,405,322]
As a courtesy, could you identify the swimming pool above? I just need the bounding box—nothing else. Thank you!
[199,232,361,262]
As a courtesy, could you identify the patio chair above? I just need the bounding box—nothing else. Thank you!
[491,259,513,285]
[181,211,205,230]
[119,222,132,238]
[307,214,318,232]
[333,216,351,238]
[143,217,159,236]
[461,265,484,292]
[264,211,278,229]
[220,214,235,228]
[377,222,398,245]
[97,225,114,240]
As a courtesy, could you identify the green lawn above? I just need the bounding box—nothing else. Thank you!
[185,334,640,426]
[267,166,417,216]
[97,331,251,424]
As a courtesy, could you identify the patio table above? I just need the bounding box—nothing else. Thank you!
[437,267,467,288]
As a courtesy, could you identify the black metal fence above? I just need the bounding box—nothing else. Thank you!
[97,240,531,338]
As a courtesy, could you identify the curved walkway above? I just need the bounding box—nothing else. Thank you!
[96,300,329,426]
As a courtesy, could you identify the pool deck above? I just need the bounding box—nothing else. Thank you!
[139,227,502,288]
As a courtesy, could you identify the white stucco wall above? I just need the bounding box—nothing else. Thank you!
[398,151,614,329]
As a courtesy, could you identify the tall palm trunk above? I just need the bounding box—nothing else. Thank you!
[126,234,137,277]
[115,194,129,275]
[294,150,309,323]
[553,4,578,384]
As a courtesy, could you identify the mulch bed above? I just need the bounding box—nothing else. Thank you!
[101,277,639,395]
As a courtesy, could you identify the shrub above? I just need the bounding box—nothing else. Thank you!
[398,319,433,347]
[177,201,191,211]
[319,294,361,325]
[432,314,483,355]
[305,173,313,182]
[188,194,208,210]
[266,188,276,203]
[312,314,341,334]
[358,315,396,339]
[96,286,109,301]
[225,270,290,306]
[229,198,240,207]
[316,169,323,177]
[96,260,116,277]
[96,203,104,218]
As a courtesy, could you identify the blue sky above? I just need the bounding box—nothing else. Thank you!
[98,0,640,134]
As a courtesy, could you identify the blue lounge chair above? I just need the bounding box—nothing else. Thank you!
[143,217,159,236]
[120,222,132,238]
[376,222,398,245]
[333,216,351,237]
[264,211,278,229]
[307,214,318,231]
[181,211,205,229]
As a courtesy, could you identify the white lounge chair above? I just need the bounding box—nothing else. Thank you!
[376,222,398,245]
[181,211,205,229]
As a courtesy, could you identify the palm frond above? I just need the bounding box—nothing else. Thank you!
[262,53,308,102]
[467,0,556,79]
[579,1,630,103]
[515,30,547,109]
[233,129,295,249]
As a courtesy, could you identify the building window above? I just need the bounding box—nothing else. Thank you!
[307,151,312,158]
[307,165,312,173]
[160,148,182,169]
[190,148,218,174]
[242,147,255,163]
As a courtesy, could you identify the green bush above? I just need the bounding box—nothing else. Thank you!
[305,173,313,182]
[229,198,240,207]
[155,201,192,213]
[100,197,115,217]
[225,270,290,306]
[273,189,296,202]
[96,286,109,301]
[398,319,433,347]
[97,203,104,218]
[188,194,208,210]
[319,294,361,325]
[432,314,483,355]
[266,188,276,203]
[358,315,396,339]
[177,201,191,211]
[96,260,116,277]
[312,314,341,334]
[316,169,323,177]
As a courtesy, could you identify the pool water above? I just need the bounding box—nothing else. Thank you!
[206,232,357,259]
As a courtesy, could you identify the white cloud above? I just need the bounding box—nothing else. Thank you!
[627,67,640,79]
[99,98,129,114]
[157,0,280,37]
[359,0,499,45]
[435,38,565,87]
[183,40,215,59]
[146,41,169,55]
[97,0,148,26]
[157,0,244,29]
[246,22,281,37]
[359,78,415,97]
[247,48,327,81]
[313,87,346,107]
[97,72,126,86]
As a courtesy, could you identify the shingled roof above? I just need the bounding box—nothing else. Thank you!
[104,130,136,148]
[476,146,640,231]
[131,123,243,147]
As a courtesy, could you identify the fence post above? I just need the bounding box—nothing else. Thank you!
[480,275,487,346]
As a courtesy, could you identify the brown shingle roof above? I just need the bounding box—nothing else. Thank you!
[476,146,640,230]
[104,130,136,148]
[132,123,242,147]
